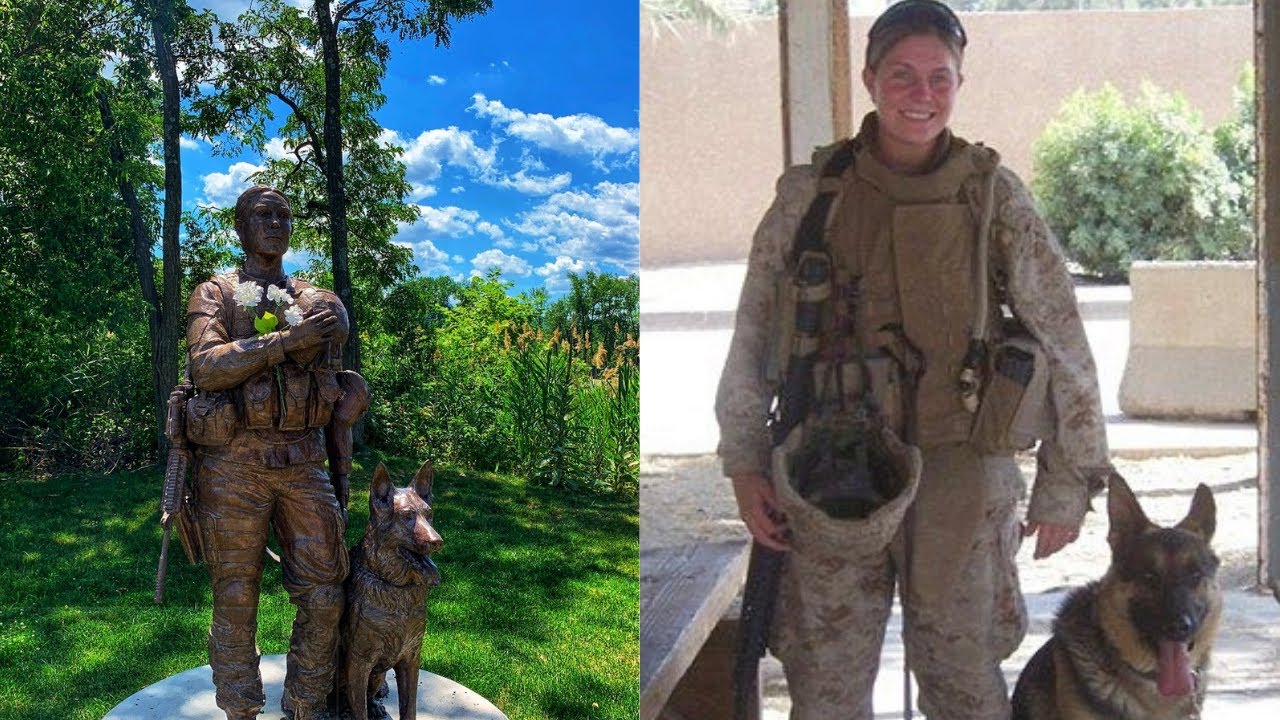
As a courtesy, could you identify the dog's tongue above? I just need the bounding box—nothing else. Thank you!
[1156,641,1194,697]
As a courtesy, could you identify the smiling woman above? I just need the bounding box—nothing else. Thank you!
[713,2,1117,717]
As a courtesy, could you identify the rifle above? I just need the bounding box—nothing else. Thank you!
[155,379,196,603]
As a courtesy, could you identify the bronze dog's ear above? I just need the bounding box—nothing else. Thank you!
[371,463,395,512]
[1107,472,1153,550]
[412,460,434,504]
[1176,483,1216,543]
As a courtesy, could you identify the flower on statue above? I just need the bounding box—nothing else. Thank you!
[234,280,264,309]
[284,306,304,327]
[267,284,294,306]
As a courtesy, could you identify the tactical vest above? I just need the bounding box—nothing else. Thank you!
[776,135,1007,448]
[209,272,345,435]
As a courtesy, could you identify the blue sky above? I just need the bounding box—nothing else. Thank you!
[183,1,638,295]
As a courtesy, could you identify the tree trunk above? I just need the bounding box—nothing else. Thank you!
[315,0,361,377]
[152,0,183,453]
[316,0,364,446]
[96,89,167,454]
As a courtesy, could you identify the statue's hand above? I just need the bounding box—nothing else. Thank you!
[332,473,350,522]
[282,308,338,354]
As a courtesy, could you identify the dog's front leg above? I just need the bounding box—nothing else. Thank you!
[344,655,375,720]
[395,659,420,720]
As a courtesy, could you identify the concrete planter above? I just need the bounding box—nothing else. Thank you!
[1118,260,1256,420]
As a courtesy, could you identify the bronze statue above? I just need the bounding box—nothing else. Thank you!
[181,185,370,720]
[337,461,443,720]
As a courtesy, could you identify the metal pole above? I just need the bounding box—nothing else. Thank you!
[1256,0,1280,602]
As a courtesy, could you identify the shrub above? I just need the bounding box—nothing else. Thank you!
[1213,64,1256,243]
[1032,83,1250,281]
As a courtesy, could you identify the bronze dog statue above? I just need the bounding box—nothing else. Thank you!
[336,461,443,720]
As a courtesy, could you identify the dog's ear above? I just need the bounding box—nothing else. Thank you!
[370,463,394,512]
[1176,483,1216,543]
[412,460,434,504]
[1107,472,1152,550]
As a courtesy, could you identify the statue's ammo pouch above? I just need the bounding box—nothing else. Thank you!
[186,390,238,446]
[970,328,1052,454]
[241,370,278,430]
[309,368,342,427]
[278,364,311,431]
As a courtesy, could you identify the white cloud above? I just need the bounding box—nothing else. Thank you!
[380,126,497,185]
[450,186,466,194]
[483,169,571,196]
[471,249,531,277]
[469,94,637,162]
[264,137,300,161]
[536,256,590,294]
[427,75,447,85]
[409,182,437,201]
[409,239,453,275]
[194,0,306,21]
[476,221,505,241]
[180,136,202,151]
[510,181,638,272]
[412,205,480,236]
[201,161,264,207]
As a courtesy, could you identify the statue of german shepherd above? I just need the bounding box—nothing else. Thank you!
[336,461,443,720]
[1011,473,1220,720]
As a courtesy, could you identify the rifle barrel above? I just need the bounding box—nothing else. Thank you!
[154,524,171,604]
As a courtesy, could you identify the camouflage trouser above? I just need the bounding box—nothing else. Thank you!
[195,454,349,719]
[772,443,1028,720]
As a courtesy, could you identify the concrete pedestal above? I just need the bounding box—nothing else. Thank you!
[103,654,507,720]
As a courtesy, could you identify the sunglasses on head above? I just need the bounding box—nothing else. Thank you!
[868,0,967,50]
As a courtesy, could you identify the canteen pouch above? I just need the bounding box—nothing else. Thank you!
[186,390,238,446]
[970,331,1052,454]
[241,370,277,430]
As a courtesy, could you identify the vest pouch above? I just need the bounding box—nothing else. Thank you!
[186,390,238,446]
[309,369,342,427]
[811,355,905,439]
[278,364,311,431]
[241,370,277,430]
[970,331,1052,454]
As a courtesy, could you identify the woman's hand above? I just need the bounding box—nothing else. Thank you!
[1023,521,1079,560]
[731,473,790,551]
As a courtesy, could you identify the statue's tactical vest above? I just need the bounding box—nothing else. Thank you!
[818,138,1003,446]
[209,272,344,436]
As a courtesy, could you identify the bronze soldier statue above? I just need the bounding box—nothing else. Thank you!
[183,185,369,720]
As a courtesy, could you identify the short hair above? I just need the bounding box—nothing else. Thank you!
[866,0,967,70]
[233,186,290,233]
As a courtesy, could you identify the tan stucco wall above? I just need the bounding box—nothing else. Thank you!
[640,7,1252,267]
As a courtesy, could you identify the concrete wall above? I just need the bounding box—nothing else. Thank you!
[1119,261,1257,420]
[640,7,1252,267]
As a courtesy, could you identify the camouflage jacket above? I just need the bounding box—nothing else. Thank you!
[715,124,1112,528]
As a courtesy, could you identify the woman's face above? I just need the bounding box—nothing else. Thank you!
[862,33,962,170]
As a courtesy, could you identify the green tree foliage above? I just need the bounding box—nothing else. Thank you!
[1032,83,1250,280]
[0,0,161,469]
[545,271,640,361]
[1213,64,1255,240]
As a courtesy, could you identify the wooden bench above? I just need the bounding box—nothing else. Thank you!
[640,539,754,720]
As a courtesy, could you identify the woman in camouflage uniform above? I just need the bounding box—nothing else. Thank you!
[715,2,1115,718]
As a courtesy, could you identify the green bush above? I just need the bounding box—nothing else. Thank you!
[1213,64,1256,241]
[1032,83,1251,280]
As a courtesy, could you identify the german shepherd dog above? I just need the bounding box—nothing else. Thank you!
[1011,473,1220,720]
[336,462,443,720]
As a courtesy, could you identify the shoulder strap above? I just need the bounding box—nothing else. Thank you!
[790,138,861,263]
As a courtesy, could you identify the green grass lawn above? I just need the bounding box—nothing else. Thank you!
[0,453,639,719]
